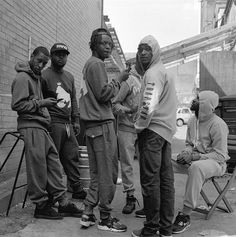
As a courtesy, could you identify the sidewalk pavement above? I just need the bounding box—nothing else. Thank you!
[1,126,236,237]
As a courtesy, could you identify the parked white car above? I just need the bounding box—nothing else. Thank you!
[176,107,193,127]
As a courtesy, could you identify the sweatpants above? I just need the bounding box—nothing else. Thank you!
[83,122,118,220]
[49,123,82,193]
[172,159,226,209]
[19,128,66,207]
[118,129,137,194]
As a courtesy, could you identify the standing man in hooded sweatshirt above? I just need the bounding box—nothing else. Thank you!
[172,90,229,234]
[11,46,83,220]
[132,35,177,237]
[41,43,87,200]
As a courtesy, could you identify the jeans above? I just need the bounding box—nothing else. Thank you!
[138,129,175,236]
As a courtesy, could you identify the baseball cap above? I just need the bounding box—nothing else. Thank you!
[50,43,70,55]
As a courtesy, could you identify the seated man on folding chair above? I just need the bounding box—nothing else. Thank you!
[172,90,229,234]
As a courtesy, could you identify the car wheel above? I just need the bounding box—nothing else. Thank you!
[176,119,184,127]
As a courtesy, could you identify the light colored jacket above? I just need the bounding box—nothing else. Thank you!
[134,35,177,143]
[184,90,229,164]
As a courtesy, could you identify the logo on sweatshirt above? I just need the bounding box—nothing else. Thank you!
[56,82,71,108]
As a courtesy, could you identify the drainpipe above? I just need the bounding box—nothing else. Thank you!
[101,0,104,27]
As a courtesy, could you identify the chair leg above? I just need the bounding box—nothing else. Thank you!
[212,178,234,213]
[0,137,21,172]
[22,189,28,209]
[6,146,25,216]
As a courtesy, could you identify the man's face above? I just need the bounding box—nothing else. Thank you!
[51,51,68,68]
[190,96,199,115]
[137,44,152,68]
[95,34,113,60]
[30,52,49,75]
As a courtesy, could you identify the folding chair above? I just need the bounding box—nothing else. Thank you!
[194,134,236,220]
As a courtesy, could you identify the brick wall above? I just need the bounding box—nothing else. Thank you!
[0,0,102,180]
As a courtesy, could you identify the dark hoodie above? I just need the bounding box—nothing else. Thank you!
[11,62,51,130]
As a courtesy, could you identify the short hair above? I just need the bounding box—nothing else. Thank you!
[90,28,113,51]
[32,46,50,57]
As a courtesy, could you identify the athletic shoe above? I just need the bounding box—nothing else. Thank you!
[131,228,159,237]
[58,202,83,218]
[97,216,127,232]
[122,195,137,214]
[72,189,87,200]
[135,208,146,218]
[34,205,63,220]
[80,214,96,228]
[172,212,191,234]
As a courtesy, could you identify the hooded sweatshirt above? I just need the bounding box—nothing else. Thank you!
[112,65,142,133]
[185,90,229,164]
[11,62,51,130]
[134,35,177,143]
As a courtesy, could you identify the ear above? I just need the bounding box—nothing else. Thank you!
[30,53,34,60]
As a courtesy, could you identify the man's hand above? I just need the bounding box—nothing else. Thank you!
[73,122,80,136]
[113,103,131,115]
[117,70,129,83]
[40,98,57,108]
[191,152,201,161]
[177,150,192,164]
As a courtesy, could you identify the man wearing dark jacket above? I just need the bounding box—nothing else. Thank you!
[11,46,82,220]
[41,43,86,200]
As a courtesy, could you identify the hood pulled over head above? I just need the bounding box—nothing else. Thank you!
[138,35,161,68]
[15,62,39,79]
[199,90,219,121]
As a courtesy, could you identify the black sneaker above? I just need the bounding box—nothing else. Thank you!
[135,208,146,218]
[34,206,63,220]
[80,214,97,228]
[172,212,191,234]
[72,189,87,200]
[97,216,127,232]
[122,195,137,214]
[131,228,159,237]
[58,202,83,218]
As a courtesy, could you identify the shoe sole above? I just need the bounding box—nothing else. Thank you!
[131,232,139,237]
[122,209,135,214]
[80,220,96,228]
[59,212,82,218]
[172,223,191,234]
[135,214,146,218]
[97,225,127,232]
[34,215,63,220]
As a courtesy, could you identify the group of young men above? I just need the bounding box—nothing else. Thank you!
[11,27,230,237]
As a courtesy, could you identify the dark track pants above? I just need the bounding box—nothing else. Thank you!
[50,123,82,193]
[19,128,66,207]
